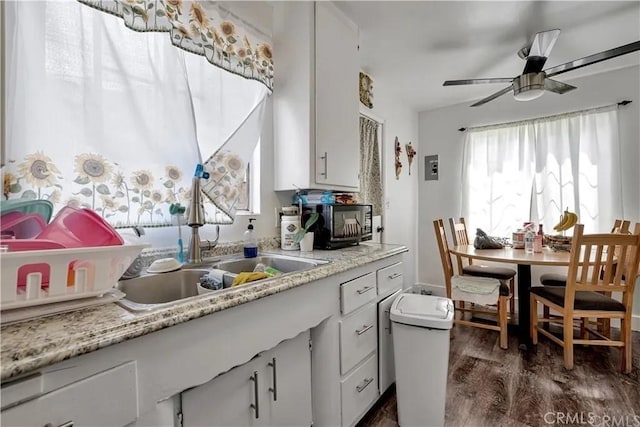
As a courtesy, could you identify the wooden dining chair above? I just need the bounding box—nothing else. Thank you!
[540,219,631,287]
[530,223,640,373]
[448,217,517,314]
[434,219,511,349]
[539,219,631,335]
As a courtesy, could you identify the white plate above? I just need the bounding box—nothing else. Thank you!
[147,257,182,274]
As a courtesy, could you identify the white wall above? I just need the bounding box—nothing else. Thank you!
[417,65,640,317]
[364,83,420,286]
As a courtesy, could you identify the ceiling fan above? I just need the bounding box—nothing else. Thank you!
[443,29,640,107]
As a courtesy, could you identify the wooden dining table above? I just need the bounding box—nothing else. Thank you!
[449,245,572,349]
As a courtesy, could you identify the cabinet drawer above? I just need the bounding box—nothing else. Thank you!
[340,303,377,375]
[341,272,376,315]
[340,354,378,427]
[377,262,403,297]
[1,362,138,427]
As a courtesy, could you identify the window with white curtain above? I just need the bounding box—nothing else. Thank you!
[461,106,623,236]
[2,0,269,226]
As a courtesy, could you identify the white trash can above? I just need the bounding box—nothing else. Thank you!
[390,285,454,427]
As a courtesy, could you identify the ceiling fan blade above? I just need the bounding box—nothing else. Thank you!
[443,78,513,86]
[470,85,513,107]
[544,79,577,94]
[528,29,561,59]
[545,40,640,78]
[523,29,561,74]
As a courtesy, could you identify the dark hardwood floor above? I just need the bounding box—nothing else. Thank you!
[358,327,640,427]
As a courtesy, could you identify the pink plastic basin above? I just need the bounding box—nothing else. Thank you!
[37,207,124,248]
[1,212,46,239]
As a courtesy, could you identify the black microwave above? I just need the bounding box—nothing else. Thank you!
[301,204,373,249]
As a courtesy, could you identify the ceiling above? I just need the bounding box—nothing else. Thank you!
[334,1,640,112]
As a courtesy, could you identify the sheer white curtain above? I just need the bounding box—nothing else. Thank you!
[531,107,622,233]
[461,124,536,237]
[461,107,622,236]
[3,1,268,226]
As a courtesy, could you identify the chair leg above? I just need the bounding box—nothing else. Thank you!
[543,306,550,331]
[499,296,508,349]
[563,314,574,370]
[581,317,588,340]
[509,278,515,314]
[622,315,632,374]
[601,319,611,339]
[530,294,538,345]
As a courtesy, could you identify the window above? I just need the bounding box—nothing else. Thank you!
[2,1,269,226]
[461,107,622,236]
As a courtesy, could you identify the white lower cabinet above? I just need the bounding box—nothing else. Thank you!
[1,362,138,427]
[181,330,312,427]
[312,255,404,427]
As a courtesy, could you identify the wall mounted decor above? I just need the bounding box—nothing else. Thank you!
[405,142,416,175]
[394,137,402,180]
[359,72,373,109]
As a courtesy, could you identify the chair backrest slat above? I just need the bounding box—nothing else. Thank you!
[434,219,454,296]
[565,224,640,307]
[449,217,470,246]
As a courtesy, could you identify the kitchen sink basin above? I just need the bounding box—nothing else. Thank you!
[115,254,329,312]
[116,269,216,312]
[210,254,328,276]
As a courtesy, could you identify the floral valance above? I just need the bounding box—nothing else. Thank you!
[3,0,269,229]
[78,0,273,91]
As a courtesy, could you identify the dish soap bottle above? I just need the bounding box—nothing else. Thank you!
[243,218,258,258]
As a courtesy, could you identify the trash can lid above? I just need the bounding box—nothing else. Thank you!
[390,293,454,329]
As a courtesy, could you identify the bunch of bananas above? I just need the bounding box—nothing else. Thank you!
[553,209,578,232]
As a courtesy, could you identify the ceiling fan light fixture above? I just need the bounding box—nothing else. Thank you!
[514,88,545,101]
[513,72,546,102]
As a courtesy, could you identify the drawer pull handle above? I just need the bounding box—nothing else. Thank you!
[45,423,73,427]
[356,323,374,335]
[356,377,374,393]
[268,357,277,401]
[388,273,402,280]
[356,286,374,295]
[250,371,259,419]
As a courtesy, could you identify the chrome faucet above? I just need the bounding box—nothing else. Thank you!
[187,165,219,264]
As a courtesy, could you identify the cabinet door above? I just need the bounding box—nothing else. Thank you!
[378,289,400,394]
[1,362,138,427]
[263,330,312,426]
[315,2,360,189]
[182,356,267,427]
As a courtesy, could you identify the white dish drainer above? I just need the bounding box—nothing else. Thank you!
[0,244,148,310]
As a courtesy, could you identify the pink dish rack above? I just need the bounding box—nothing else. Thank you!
[0,244,148,310]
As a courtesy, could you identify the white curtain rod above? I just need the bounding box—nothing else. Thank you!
[458,100,632,132]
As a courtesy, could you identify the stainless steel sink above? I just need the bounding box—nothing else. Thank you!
[211,254,328,276]
[116,269,216,312]
[115,254,329,312]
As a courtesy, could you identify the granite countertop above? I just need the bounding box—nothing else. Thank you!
[1,243,407,381]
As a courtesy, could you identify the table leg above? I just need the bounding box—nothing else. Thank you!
[517,264,532,350]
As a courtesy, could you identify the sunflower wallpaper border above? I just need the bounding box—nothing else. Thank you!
[78,0,273,91]
[2,151,240,227]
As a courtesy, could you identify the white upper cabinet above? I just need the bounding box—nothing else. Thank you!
[273,2,360,191]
